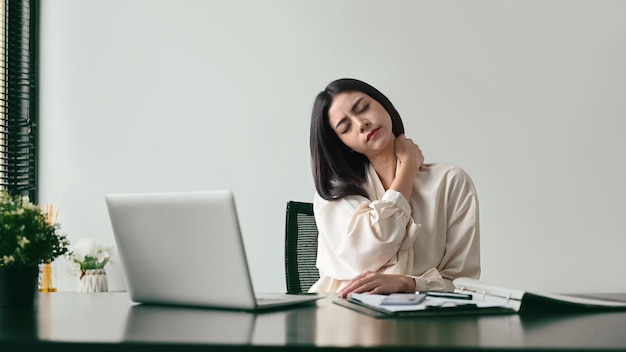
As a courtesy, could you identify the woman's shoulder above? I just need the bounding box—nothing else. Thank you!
[420,162,477,191]
[421,162,471,177]
[313,191,369,211]
[313,190,344,210]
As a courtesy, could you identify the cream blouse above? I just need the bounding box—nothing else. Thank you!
[309,162,480,293]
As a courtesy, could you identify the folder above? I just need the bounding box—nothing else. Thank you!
[335,291,514,318]
[453,277,626,314]
[334,278,626,318]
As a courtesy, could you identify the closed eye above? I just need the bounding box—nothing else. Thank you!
[335,117,352,134]
[340,122,351,134]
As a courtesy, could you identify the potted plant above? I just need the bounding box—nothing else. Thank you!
[67,238,113,292]
[0,190,69,307]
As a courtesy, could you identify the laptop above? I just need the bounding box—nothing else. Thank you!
[105,189,321,310]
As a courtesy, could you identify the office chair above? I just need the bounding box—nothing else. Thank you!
[285,201,320,294]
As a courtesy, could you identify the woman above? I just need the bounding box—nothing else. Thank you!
[309,78,480,297]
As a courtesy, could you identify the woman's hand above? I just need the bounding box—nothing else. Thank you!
[394,134,424,171]
[390,135,424,201]
[338,271,416,298]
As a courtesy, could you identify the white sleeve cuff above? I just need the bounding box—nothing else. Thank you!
[382,189,411,215]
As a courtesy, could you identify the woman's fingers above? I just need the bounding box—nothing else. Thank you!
[395,135,424,171]
[339,272,413,298]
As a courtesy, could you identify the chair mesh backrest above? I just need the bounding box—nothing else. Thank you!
[285,201,320,294]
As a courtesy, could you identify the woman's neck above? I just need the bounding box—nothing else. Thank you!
[369,154,397,191]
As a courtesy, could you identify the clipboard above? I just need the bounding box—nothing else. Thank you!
[333,278,626,318]
[333,292,515,318]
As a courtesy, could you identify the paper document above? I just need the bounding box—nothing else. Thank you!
[344,292,509,316]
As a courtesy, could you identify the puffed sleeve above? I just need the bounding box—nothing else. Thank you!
[313,189,420,281]
[409,167,481,292]
[439,168,481,280]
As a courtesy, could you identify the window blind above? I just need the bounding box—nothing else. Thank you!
[0,0,38,201]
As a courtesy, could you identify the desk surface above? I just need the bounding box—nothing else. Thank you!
[2,292,626,351]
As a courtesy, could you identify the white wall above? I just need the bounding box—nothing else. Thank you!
[39,0,626,293]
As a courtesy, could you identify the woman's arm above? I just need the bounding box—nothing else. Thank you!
[314,189,418,281]
[410,168,481,292]
[389,135,422,202]
[313,136,427,295]
[437,169,481,284]
[337,165,481,295]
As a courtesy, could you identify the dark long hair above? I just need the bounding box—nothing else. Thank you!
[310,78,405,200]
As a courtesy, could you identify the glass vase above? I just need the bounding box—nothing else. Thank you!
[38,260,57,292]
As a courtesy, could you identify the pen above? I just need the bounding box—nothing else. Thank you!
[417,291,473,300]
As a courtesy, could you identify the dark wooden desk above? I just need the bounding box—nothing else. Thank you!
[2,292,626,351]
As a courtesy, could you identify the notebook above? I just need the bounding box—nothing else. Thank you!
[105,189,321,310]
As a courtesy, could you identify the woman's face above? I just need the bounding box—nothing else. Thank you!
[327,91,394,159]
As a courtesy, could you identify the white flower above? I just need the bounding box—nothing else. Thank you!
[67,238,114,273]
[69,238,110,258]
[17,236,30,248]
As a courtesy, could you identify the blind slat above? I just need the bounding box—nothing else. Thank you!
[0,0,38,200]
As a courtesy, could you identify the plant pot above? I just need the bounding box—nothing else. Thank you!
[0,266,39,307]
[78,269,108,292]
